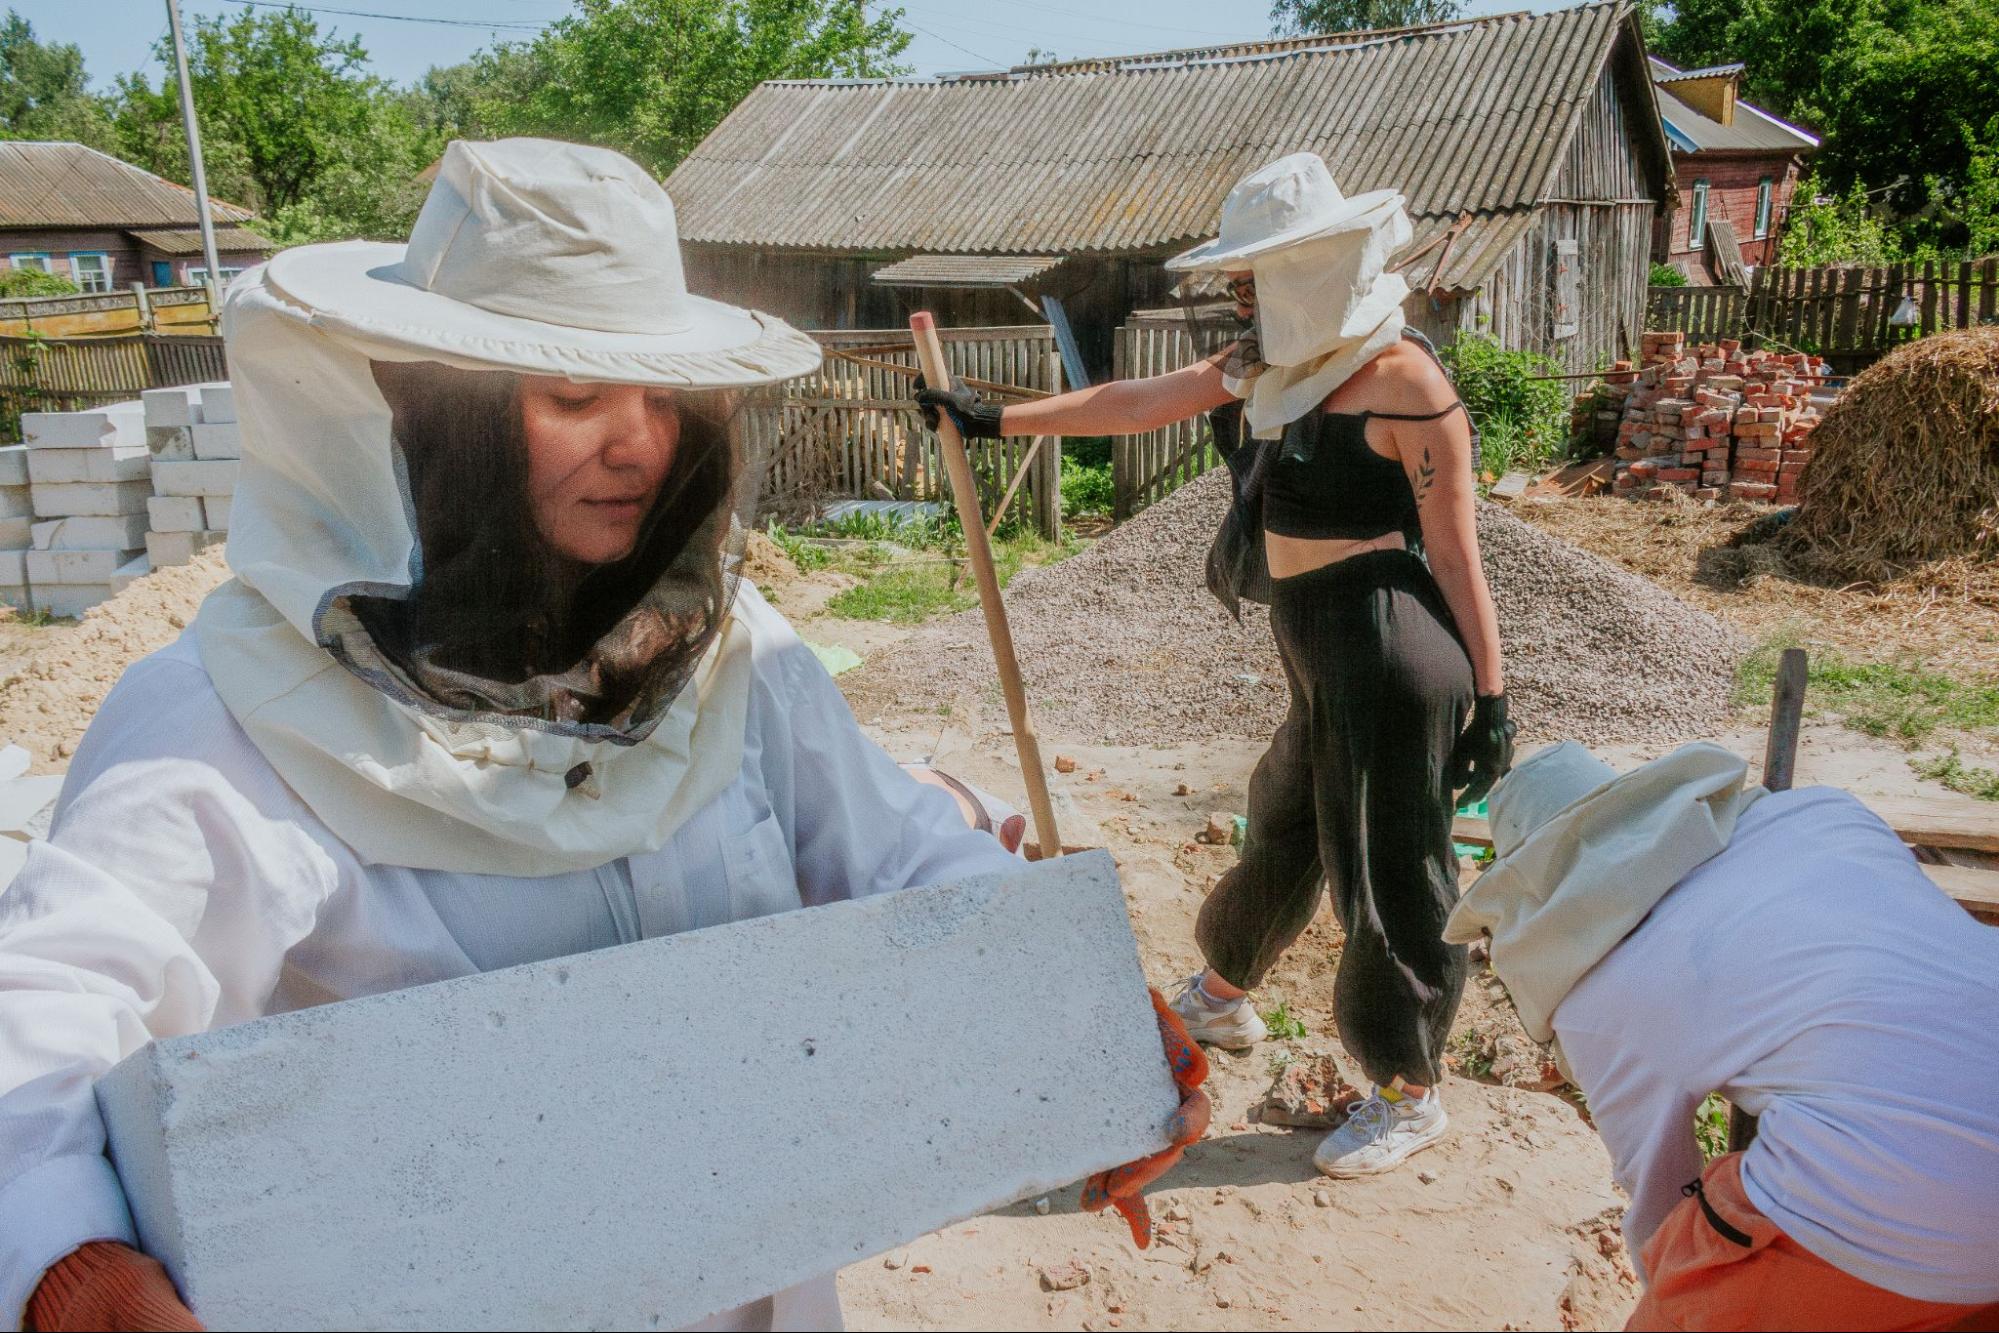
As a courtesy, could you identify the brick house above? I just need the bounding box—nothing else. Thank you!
[1651,58,1817,281]
[0,142,273,292]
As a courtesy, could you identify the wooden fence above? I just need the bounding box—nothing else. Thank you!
[1646,256,1999,356]
[0,332,227,421]
[1645,285,1747,341]
[745,325,1064,539]
[1110,314,1230,520]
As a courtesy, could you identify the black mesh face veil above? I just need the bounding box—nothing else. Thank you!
[314,361,749,743]
[1173,271,1265,383]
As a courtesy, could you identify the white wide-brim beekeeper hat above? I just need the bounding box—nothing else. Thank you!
[265,136,821,385]
[1165,151,1403,274]
[196,137,823,880]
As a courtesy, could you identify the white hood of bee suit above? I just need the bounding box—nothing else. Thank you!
[191,282,752,877]
[1166,154,1413,440]
[1442,741,1767,1065]
[190,139,822,877]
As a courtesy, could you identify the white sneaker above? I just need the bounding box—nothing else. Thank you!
[1167,974,1268,1050]
[1312,1089,1448,1178]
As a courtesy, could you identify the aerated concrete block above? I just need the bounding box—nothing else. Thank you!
[199,383,236,424]
[142,387,198,429]
[0,584,25,611]
[150,460,238,498]
[28,547,143,584]
[191,422,241,461]
[98,851,1176,1332]
[0,446,25,487]
[202,496,231,532]
[110,555,149,595]
[0,518,27,548]
[22,404,142,448]
[31,480,152,518]
[31,582,111,617]
[27,445,151,486]
[147,496,205,533]
[143,530,222,567]
[33,514,150,551]
[0,550,24,585]
[0,486,30,520]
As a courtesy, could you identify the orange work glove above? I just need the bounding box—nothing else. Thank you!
[1079,987,1211,1249]
[25,1242,202,1333]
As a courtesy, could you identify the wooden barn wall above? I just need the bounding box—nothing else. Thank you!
[1553,72,1651,205]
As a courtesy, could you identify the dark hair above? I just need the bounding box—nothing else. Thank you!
[358,361,737,713]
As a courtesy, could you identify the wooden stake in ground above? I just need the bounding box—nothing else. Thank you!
[1728,645,1809,1154]
[909,312,1063,859]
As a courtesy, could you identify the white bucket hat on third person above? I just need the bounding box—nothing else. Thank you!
[1166,153,1413,439]
[195,138,822,878]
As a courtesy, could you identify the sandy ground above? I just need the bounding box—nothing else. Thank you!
[1,504,1985,1330]
[806,495,1998,1332]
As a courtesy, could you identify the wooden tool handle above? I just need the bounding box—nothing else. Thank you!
[909,312,1063,859]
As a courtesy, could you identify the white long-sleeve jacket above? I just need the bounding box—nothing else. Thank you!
[0,589,1020,1329]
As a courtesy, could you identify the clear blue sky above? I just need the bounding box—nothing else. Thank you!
[22,0,1564,92]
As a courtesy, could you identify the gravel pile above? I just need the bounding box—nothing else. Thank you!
[844,469,1745,748]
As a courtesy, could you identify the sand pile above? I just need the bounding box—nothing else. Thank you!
[0,549,232,770]
[737,530,801,585]
[846,470,1745,747]
[1792,326,1999,578]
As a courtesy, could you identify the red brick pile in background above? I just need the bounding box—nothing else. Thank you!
[1594,332,1833,503]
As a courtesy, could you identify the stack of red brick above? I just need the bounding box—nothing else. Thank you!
[1597,332,1832,503]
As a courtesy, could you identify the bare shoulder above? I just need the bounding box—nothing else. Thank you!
[1329,338,1459,415]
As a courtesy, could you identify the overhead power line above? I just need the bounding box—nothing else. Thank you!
[198,1,550,32]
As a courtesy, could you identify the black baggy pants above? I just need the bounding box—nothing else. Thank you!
[1195,549,1474,1087]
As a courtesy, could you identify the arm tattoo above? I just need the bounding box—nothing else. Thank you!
[1414,444,1436,504]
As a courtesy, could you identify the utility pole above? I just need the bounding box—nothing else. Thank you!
[165,0,222,309]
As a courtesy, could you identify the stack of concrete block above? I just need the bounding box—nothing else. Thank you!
[0,444,30,608]
[142,383,236,568]
[1599,332,1833,504]
[20,403,153,616]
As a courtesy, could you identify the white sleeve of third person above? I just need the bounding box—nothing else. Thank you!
[0,656,339,1327]
[1555,1015,1708,1276]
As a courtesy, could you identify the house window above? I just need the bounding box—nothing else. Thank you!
[7,254,51,272]
[1755,178,1774,238]
[185,265,244,286]
[70,253,111,293]
[1689,180,1710,250]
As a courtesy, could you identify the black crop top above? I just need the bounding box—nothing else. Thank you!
[1259,399,1466,541]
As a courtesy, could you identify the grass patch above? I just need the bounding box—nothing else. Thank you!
[1735,633,1999,747]
[762,521,830,572]
[1913,750,1999,801]
[824,530,1081,624]
[1450,1029,1495,1080]
[1259,998,1308,1041]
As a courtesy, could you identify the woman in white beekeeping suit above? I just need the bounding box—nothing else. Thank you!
[0,139,1028,1332]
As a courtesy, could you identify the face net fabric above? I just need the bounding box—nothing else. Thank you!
[317,362,752,743]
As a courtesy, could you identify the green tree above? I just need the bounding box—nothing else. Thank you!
[0,10,114,148]
[1649,0,1742,68]
[480,0,911,176]
[1777,178,1896,265]
[0,267,77,298]
[108,8,443,244]
[1270,0,1463,35]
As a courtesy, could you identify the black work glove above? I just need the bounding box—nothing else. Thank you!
[1450,692,1516,807]
[913,374,1005,440]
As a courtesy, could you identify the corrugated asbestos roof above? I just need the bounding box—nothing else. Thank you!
[1648,58,1818,154]
[872,254,1066,286]
[669,3,1665,292]
[0,142,257,230]
[127,226,276,256]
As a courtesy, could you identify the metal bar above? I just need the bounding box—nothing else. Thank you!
[165,0,221,306]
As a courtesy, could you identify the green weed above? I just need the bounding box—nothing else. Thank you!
[1259,998,1308,1041]
[1060,456,1114,518]
[1913,750,1999,801]
[824,531,1079,625]
[1695,1093,1731,1162]
[761,521,830,572]
[1450,1030,1495,1080]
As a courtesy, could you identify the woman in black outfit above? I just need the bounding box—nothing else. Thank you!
[918,154,1513,1181]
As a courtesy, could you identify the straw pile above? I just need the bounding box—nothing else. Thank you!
[1790,327,1999,578]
